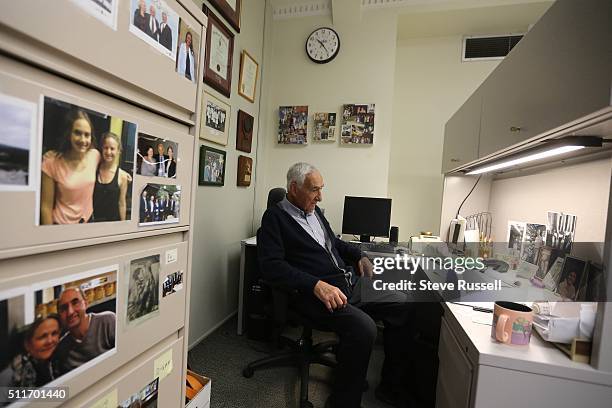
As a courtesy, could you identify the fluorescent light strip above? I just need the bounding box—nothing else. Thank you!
[466,145,584,175]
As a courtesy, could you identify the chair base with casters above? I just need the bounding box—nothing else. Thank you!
[242,325,338,408]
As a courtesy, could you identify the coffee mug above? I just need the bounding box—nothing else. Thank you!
[491,301,533,345]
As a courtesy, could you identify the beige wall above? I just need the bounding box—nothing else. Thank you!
[188,0,266,347]
[388,36,499,241]
[254,6,399,233]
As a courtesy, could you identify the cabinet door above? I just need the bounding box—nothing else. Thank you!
[436,318,474,408]
[442,90,482,173]
[479,0,612,158]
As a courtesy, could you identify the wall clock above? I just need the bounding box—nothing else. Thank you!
[305,27,340,64]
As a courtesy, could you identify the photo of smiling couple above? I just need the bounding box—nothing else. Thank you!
[39,96,136,225]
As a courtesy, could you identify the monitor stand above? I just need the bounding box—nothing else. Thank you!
[359,235,372,243]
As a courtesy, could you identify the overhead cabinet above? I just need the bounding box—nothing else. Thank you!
[442,89,481,173]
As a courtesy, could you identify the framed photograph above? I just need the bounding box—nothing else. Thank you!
[341,104,375,145]
[313,112,337,142]
[127,255,160,326]
[199,145,226,186]
[546,211,577,254]
[200,92,231,146]
[129,0,180,60]
[136,133,178,179]
[71,0,118,30]
[582,262,604,301]
[506,220,526,254]
[39,96,136,225]
[237,155,252,187]
[203,10,234,98]
[0,266,118,390]
[207,0,241,32]
[521,223,546,264]
[278,106,308,144]
[238,50,259,103]
[0,93,37,191]
[175,19,201,83]
[236,110,254,153]
[555,256,587,300]
[138,183,181,226]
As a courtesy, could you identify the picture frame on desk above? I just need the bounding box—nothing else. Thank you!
[556,256,587,300]
[206,0,242,33]
[202,8,234,98]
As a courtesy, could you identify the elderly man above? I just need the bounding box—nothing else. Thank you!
[258,162,414,408]
[158,11,173,51]
[145,4,159,40]
[53,287,116,374]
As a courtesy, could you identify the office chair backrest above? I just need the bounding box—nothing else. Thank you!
[267,187,286,209]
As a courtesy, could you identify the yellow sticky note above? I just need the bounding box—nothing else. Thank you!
[90,389,117,408]
[154,349,173,381]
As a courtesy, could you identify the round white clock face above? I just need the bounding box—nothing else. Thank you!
[306,27,340,64]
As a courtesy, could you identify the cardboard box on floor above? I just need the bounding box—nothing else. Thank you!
[186,370,211,408]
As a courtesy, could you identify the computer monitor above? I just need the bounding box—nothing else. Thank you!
[342,196,392,242]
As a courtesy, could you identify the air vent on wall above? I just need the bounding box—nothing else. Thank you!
[462,34,524,61]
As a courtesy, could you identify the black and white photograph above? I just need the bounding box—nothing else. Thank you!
[521,223,546,264]
[162,271,183,297]
[138,184,181,226]
[546,211,577,253]
[341,103,375,145]
[118,377,159,407]
[200,92,231,146]
[1,267,118,394]
[0,93,36,191]
[39,96,136,225]
[127,255,160,326]
[556,256,587,300]
[313,112,337,142]
[506,220,526,254]
[198,146,226,186]
[71,0,118,29]
[136,133,178,179]
[175,19,200,83]
[129,0,180,60]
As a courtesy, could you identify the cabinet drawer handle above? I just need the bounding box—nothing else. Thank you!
[510,126,522,132]
[450,158,461,162]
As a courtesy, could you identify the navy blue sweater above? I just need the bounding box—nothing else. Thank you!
[258,204,363,295]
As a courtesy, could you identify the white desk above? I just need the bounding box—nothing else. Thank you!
[437,302,612,408]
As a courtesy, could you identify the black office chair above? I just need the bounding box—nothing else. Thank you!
[242,188,338,408]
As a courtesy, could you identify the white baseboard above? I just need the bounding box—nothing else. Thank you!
[188,310,238,350]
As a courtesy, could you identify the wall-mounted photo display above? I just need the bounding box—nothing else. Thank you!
[71,0,119,30]
[278,106,308,145]
[175,19,201,84]
[236,110,254,153]
[341,104,375,145]
[0,93,37,191]
[129,0,180,60]
[118,377,159,407]
[138,184,181,226]
[203,10,234,97]
[506,220,526,254]
[521,223,546,264]
[237,155,252,187]
[127,255,160,326]
[313,112,337,142]
[238,50,258,103]
[198,145,226,186]
[200,92,231,146]
[136,133,178,179]
[39,96,136,225]
[207,0,242,32]
[546,211,577,254]
[0,266,118,391]
[162,271,183,297]
[555,256,587,300]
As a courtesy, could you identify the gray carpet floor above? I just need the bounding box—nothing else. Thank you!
[188,315,394,408]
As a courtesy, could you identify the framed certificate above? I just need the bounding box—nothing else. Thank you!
[238,50,259,103]
[208,0,241,33]
[203,9,234,98]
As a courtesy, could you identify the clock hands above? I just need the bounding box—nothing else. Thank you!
[316,39,330,55]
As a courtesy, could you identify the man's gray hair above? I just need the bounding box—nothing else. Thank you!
[286,162,318,190]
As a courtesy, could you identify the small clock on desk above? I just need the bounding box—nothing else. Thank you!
[305,27,340,64]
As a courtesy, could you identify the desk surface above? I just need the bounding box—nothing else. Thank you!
[444,302,612,386]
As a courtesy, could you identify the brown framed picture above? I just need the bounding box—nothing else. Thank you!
[203,10,234,98]
[207,0,242,33]
[236,110,254,153]
[238,50,259,103]
[237,155,252,187]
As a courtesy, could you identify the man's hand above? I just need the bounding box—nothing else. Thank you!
[314,280,347,313]
[357,256,374,278]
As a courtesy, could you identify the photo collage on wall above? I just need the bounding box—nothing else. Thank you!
[278,106,308,144]
[341,104,375,145]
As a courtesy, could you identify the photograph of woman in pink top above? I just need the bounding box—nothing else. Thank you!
[40,109,100,224]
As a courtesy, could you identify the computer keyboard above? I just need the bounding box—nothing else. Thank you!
[358,242,397,253]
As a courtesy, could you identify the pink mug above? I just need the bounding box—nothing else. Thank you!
[491,301,533,345]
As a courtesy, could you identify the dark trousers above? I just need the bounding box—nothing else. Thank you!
[293,279,414,408]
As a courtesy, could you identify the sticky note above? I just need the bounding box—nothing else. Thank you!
[154,349,173,381]
[166,248,178,264]
[90,389,117,408]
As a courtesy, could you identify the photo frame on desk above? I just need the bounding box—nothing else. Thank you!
[207,0,242,33]
[238,50,258,103]
[202,8,234,98]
